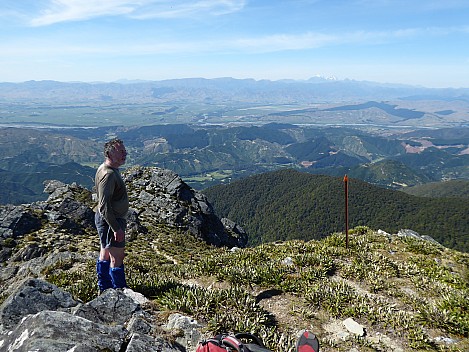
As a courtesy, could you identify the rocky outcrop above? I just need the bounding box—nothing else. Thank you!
[0,167,247,251]
[396,228,441,245]
[43,180,96,233]
[0,278,187,351]
[124,166,247,248]
[377,228,441,246]
[0,204,42,239]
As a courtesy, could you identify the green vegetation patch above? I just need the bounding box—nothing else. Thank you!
[37,225,469,352]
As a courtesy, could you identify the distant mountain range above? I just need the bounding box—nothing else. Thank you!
[2,78,469,132]
[1,77,469,104]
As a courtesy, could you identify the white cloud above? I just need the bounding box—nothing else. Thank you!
[30,0,136,26]
[29,0,246,26]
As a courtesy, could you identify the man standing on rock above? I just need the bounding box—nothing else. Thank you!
[94,138,129,292]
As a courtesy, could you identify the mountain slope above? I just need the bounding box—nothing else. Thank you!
[0,162,95,204]
[342,159,432,188]
[401,179,469,198]
[203,169,469,252]
[0,169,468,351]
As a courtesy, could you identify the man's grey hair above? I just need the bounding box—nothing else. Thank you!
[104,138,124,158]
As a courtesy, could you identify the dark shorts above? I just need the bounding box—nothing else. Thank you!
[95,211,126,249]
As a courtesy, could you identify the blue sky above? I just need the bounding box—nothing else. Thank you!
[0,0,468,88]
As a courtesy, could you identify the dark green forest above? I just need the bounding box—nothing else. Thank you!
[402,179,469,198]
[204,169,469,252]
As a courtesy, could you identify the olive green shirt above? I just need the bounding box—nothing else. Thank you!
[95,163,129,233]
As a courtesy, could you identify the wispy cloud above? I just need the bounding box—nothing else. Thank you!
[130,0,246,19]
[30,0,136,26]
[231,26,456,54]
[127,27,453,55]
[29,0,246,26]
[3,26,460,59]
[231,32,337,52]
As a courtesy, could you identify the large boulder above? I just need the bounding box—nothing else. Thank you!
[44,180,95,232]
[126,333,184,352]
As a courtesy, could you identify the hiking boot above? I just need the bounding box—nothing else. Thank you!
[295,330,319,352]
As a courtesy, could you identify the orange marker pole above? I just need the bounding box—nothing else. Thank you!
[344,175,349,249]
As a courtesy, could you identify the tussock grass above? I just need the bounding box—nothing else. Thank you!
[38,225,469,351]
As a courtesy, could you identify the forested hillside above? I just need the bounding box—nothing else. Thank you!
[401,179,469,198]
[204,169,469,252]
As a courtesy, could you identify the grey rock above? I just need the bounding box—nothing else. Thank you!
[126,333,182,352]
[396,229,422,239]
[44,180,95,232]
[0,264,17,281]
[343,317,365,337]
[10,243,48,261]
[0,278,79,330]
[122,287,149,305]
[397,229,441,245]
[166,313,203,350]
[43,179,67,195]
[0,310,126,352]
[434,336,458,344]
[126,207,148,240]
[46,197,95,233]
[0,247,12,262]
[124,166,247,248]
[0,181,94,243]
[127,315,153,335]
[19,251,95,277]
[0,204,42,239]
[222,217,248,248]
[74,288,142,325]
[0,279,185,351]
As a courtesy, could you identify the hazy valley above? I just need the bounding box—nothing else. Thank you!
[1,77,468,238]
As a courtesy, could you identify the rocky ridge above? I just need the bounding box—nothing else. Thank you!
[0,166,247,255]
[123,166,247,248]
[0,166,247,351]
[0,166,246,294]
